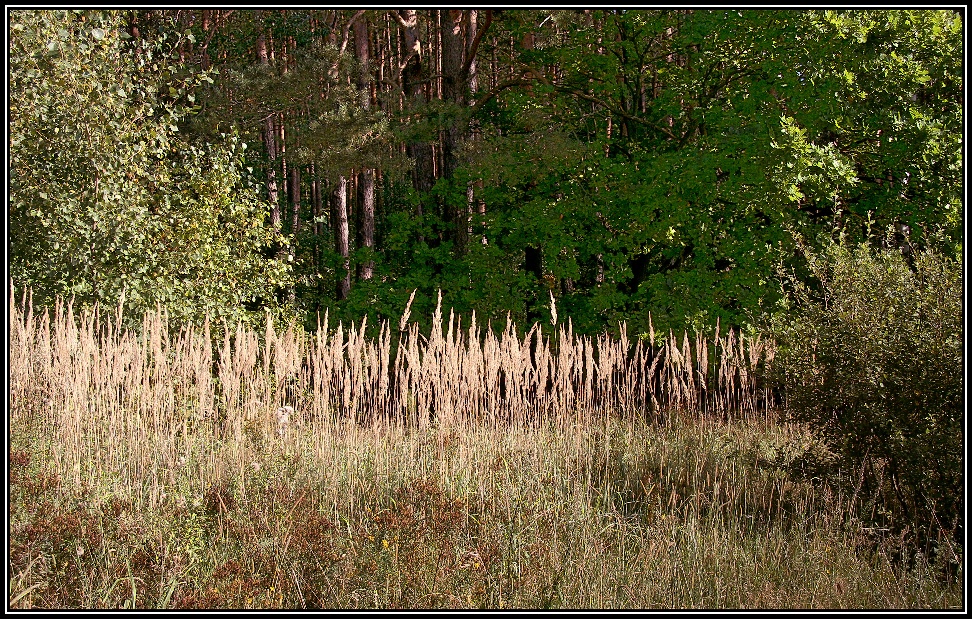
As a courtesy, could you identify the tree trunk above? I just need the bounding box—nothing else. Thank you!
[441,9,468,255]
[355,14,376,281]
[286,162,300,304]
[256,13,281,234]
[440,9,466,177]
[466,10,486,245]
[289,163,301,240]
[524,245,544,325]
[332,177,351,300]
[399,10,435,221]
[311,163,325,302]
[357,169,375,280]
[466,10,479,96]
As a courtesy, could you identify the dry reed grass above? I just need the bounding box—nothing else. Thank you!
[11,284,957,609]
[9,285,774,494]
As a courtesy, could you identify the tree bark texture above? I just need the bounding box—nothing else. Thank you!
[256,13,281,234]
[332,176,351,300]
[355,14,376,281]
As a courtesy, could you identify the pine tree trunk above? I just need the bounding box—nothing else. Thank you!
[355,14,376,281]
[311,163,325,302]
[289,163,301,241]
[466,10,486,245]
[440,9,467,255]
[332,177,351,300]
[256,13,281,235]
[399,10,435,212]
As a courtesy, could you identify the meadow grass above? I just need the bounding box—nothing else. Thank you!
[8,289,962,609]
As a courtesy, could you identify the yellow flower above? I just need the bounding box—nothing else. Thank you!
[382,539,389,549]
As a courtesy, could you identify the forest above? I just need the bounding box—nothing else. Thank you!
[7,9,964,609]
[9,9,963,336]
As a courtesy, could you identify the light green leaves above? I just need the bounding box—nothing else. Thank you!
[10,9,292,331]
[772,115,859,206]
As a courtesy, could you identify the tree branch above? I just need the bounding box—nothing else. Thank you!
[522,63,680,142]
[469,75,533,114]
[338,10,366,57]
[389,9,414,30]
[462,9,492,79]
[329,10,367,77]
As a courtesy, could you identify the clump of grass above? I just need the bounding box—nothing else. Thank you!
[8,286,962,609]
[9,413,960,609]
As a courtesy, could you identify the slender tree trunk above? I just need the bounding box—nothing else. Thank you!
[466,10,478,96]
[289,163,301,239]
[355,14,376,281]
[256,13,281,235]
[440,11,466,171]
[399,10,435,224]
[466,10,487,245]
[433,10,442,101]
[323,11,352,300]
[311,163,325,302]
[440,9,467,255]
[286,162,300,304]
[357,169,375,280]
[332,177,351,300]
[279,114,289,208]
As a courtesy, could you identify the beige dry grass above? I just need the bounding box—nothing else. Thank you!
[10,284,958,609]
[10,286,775,494]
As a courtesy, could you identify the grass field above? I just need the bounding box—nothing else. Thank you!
[8,291,962,609]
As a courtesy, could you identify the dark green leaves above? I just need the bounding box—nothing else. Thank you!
[770,234,962,551]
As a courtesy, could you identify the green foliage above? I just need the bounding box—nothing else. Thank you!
[9,9,291,329]
[769,232,962,560]
[793,11,963,247]
[192,33,399,176]
[450,9,962,336]
[8,9,963,340]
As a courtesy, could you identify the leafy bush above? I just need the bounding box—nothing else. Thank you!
[770,231,962,564]
[9,9,292,331]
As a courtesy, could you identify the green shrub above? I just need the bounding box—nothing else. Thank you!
[9,10,292,332]
[770,231,962,566]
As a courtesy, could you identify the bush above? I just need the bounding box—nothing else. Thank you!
[9,10,292,332]
[770,231,962,566]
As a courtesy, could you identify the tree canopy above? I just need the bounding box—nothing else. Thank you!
[8,9,963,335]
